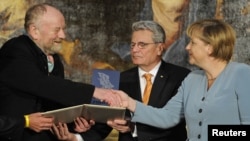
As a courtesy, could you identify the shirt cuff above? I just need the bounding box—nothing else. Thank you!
[75,134,84,141]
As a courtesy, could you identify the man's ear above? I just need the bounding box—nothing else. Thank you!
[28,24,39,40]
[157,43,165,55]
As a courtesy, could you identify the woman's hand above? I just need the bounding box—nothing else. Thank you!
[112,90,136,112]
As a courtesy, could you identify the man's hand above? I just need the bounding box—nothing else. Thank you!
[93,88,122,106]
[107,119,131,133]
[74,117,95,132]
[28,113,54,132]
[51,117,94,141]
[112,90,136,112]
[51,123,77,141]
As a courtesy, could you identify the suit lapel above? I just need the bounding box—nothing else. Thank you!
[132,71,143,102]
[121,69,142,102]
[148,62,169,106]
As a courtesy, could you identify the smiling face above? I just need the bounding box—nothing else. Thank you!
[130,30,164,71]
[185,19,236,68]
[29,5,66,55]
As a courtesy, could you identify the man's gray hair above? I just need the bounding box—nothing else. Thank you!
[132,21,166,43]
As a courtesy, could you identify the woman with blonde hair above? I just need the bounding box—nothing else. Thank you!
[110,19,250,141]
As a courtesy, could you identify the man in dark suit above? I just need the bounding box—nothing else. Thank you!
[0,3,120,141]
[107,21,190,141]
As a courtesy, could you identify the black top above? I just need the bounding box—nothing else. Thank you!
[0,35,95,141]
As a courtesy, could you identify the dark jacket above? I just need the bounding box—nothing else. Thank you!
[0,35,95,141]
[81,61,190,141]
[118,61,190,141]
[0,116,25,141]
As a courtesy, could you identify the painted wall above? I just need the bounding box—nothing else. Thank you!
[1,0,250,83]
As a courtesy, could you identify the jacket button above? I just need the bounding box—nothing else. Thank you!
[198,109,202,113]
[201,97,205,101]
[199,121,202,126]
[198,134,201,139]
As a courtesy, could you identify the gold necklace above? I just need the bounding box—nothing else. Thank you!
[207,77,216,90]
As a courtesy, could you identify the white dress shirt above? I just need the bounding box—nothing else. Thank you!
[132,61,161,137]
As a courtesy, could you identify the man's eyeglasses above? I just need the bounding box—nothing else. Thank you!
[130,42,158,49]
